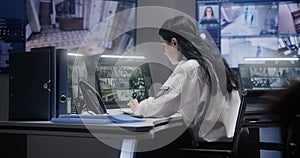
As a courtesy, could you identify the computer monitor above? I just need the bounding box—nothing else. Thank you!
[95,62,153,108]
[238,63,300,90]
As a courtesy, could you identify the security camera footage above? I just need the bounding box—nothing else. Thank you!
[239,64,300,89]
[197,0,300,68]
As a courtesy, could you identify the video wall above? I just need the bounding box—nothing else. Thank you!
[196,0,300,68]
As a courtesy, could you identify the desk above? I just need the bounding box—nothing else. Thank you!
[0,109,185,158]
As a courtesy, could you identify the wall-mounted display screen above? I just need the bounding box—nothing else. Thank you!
[26,0,136,56]
[221,36,278,67]
[221,2,278,36]
[0,0,26,73]
[196,0,300,68]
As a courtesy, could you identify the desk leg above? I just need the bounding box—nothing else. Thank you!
[120,139,137,158]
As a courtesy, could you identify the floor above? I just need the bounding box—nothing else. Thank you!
[26,25,89,52]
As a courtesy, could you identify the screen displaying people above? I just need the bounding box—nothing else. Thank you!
[199,5,219,24]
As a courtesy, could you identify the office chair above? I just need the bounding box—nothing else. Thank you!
[178,90,248,158]
[241,89,298,158]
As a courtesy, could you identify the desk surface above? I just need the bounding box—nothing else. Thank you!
[0,108,184,139]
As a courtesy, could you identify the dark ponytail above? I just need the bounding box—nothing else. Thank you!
[223,58,240,92]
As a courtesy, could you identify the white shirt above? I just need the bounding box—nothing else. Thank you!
[135,59,241,142]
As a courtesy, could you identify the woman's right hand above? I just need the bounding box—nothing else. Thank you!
[127,99,139,112]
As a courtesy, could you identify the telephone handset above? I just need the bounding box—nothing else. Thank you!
[78,80,108,114]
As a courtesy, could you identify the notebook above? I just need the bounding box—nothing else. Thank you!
[51,114,145,124]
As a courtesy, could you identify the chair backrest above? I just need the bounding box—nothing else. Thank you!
[236,89,288,157]
[178,90,250,158]
[231,89,248,156]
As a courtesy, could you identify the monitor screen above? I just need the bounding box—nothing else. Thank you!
[95,63,152,108]
[26,0,136,56]
[221,2,278,36]
[221,36,278,68]
[278,1,300,34]
[196,0,300,68]
[0,0,26,73]
[197,2,221,48]
[239,63,300,90]
[278,34,300,57]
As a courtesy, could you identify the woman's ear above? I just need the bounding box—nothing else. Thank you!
[171,38,179,49]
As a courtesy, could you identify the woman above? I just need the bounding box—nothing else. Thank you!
[202,6,217,20]
[128,16,241,143]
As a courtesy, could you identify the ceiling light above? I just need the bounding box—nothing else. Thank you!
[244,57,299,61]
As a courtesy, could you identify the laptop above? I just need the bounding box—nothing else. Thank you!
[78,80,143,118]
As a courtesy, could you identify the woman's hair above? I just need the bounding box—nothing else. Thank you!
[204,6,214,17]
[158,16,240,92]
